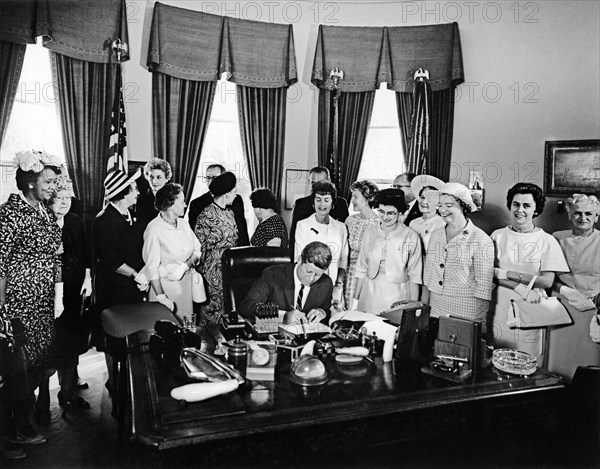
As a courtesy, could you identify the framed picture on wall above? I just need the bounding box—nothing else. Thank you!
[285,168,309,210]
[544,140,600,196]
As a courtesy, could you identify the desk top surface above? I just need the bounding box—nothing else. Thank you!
[127,327,564,450]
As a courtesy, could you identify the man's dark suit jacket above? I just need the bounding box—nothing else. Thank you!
[403,201,422,226]
[289,195,349,251]
[187,191,249,246]
[239,263,333,324]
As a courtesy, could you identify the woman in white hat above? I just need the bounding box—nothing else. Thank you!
[408,175,445,250]
[422,182,494,327]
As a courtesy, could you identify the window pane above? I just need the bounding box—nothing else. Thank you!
[1,43,65,203]
[188,81,255,233]
[355,88,405,202]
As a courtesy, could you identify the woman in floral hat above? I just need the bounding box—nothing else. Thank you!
[0,150,63,445]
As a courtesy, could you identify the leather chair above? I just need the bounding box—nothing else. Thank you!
[101,302,177,423]
[221,246,292,325]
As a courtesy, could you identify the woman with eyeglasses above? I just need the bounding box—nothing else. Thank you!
[47,177,92,415]
[351,188,422,315]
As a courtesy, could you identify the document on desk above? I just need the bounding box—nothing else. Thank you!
[329,311,385,325]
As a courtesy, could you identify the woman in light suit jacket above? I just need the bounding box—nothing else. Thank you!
[352,188,422,314]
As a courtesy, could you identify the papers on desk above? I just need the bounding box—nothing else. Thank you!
[329,310,385,325]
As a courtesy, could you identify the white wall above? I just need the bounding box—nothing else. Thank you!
[123,0,600,232]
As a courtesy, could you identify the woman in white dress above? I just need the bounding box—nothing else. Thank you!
[353,188,422,314]
[143,183,201,324]
[408,175,445,251]
[344,180,379,307]
[490,183,569,361]
[294,180,349,307]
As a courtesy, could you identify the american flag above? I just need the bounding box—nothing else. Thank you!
[107,62,127,173]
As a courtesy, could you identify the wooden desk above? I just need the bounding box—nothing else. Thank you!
[126,328,565,464]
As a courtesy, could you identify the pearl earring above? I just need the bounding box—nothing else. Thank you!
[29,184,34,189]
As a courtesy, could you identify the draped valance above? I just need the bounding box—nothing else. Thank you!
[0,0,38,44]
[147,2,297,88]
[0,0,129,63]
[312,22,464,92]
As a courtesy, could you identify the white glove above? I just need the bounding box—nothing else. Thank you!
[80,272,92,297]
[514,284,541,303]
[494,268,508,280]
[156,294,175,312]
[167,263,188,281]
[560,286,597,311]
[590,316,600,343]
[54,282,64,318]
[134,271,150,291]
[350,298,359,311]
[266,237,282,247]
[332,284,343,303]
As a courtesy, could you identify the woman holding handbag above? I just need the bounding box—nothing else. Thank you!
[490,183,569,361]
[47,177,92,414]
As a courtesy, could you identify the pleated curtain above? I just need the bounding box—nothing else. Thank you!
[312,23,464,182]
[151,75,217,202]
[51,54,117,226]
[318,90,375,200]
[147,3,297,202]
[0,41,26,146]
[237,86,288,201]
[0,0,129,226]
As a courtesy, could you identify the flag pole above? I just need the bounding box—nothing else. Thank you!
[111,38,128,172]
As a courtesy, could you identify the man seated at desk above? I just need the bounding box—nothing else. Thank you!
[239,241,333,325]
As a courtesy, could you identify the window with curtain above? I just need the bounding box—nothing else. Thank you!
[354,87,405,205]
[187,80,255,233]
[0,42,65,203]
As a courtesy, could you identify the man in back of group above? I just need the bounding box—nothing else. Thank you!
[289,166,349,250]
[393,172,421,225]
[187,164,249,246]
[239,241,334,325]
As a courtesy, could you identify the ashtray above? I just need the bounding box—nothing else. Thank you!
[492,348,536,376]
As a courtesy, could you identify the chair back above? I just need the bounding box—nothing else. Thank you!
[221,246,292,321]
[101,302,176,339]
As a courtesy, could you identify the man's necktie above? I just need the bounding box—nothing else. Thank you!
[296,284,304,311]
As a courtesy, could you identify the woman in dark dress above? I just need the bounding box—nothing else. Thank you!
[93,169,149,388]
[250,188,288,248]
[0,150,62,445]
[195,172,239,325]
[136,158,172,230]
[48,177,92,412]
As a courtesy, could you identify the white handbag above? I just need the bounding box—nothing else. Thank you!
[506,276,572,329]
[191,270,207,303]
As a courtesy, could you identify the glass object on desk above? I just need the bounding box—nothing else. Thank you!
[492,348,537,376]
